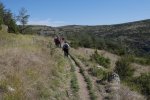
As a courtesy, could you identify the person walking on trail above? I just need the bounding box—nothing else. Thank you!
[54,36,61,47]
[62,41,70,57]
[60,37,65,47]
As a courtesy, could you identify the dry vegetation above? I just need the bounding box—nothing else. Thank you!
[71,47,148,100]
[0,31,71,100]
[71,48,119,70]
[0,29,149,100]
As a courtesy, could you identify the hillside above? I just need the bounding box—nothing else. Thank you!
[70,47,149,100]
[0,0,149,99]
[25,20,150,99]
[0,23,149,100]
[30,19,150,58]
[0,30,74,99]
[59,19,150,57]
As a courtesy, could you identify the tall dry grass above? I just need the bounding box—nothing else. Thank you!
[0,32,71,100]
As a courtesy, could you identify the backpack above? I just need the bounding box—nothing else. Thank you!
[63,43,69,50]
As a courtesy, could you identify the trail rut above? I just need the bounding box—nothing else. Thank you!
[69,56,90,100]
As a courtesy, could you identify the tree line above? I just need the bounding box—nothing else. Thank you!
[0,1,29,33]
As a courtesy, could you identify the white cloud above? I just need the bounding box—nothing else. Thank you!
[28,18,67,27]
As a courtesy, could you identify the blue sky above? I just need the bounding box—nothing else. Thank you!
[1,0,150,26]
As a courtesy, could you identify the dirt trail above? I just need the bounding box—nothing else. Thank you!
[69,56,90,100]
[74,57,102,100]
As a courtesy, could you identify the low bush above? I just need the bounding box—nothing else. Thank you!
[132,73,150,97]
[90,50,110,68]
[115,57,135,80]
[88,67,107,79]
[70,40,79,49]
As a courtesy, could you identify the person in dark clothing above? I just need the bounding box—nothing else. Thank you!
[54,36,61,47]
[62,41,70,57]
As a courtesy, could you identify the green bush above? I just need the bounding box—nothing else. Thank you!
[115,57,135,80]
[88,67,107,79]
[133,73,150,96]
[7,19,18,33]
[0,15,3,30]
[90,50,110,68]
[0,17,3,24]
[116,56,149,98]
[70,40,79,49]
[0,24,2,30]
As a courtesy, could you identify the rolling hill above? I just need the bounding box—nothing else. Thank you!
[30,19,150,58]
[0,19,149,99]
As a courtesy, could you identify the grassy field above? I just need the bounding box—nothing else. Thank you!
[0,31,71,100]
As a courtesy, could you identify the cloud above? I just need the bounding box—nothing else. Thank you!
[28,18,67,26]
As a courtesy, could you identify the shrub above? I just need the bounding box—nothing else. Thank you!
[115,57,135,80]
[70,40,79,49]
[7,19,18,33]
[90,50,110,68]
[0,17,3,30]
[88,67,107,79]
[133,73,150,96]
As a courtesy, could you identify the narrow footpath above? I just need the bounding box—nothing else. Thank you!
[69,56,90,100]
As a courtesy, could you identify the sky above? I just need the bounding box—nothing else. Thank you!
[1,0,150,26]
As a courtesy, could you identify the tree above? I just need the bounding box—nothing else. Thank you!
[0,2,4,29]
[17,7,29,33]
[3,9,18,33]
[0,2,4,20]
[3,9,12,25]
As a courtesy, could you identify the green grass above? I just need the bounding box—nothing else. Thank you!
[0,74,25,100]
[118,54,150,66]
[69,58,79,99]
[36,81,50,99]
[134,57,150,66]
[70,74,79,93]
[122,73,150,99]
[84,76,97,100]
[132,73,150,97]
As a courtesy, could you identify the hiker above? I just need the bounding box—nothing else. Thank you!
[54,35,61,47]
[62,41,70,57]
[60,37,65,47]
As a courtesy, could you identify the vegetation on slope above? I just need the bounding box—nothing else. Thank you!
[90,50,110,68]
[69,58,79,99]
[26,19,150,62]
[115,55,150,99]
[0,31,71,100]
[52,19,150,60]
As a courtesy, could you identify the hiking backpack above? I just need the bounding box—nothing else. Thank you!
[63,43,69,50]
